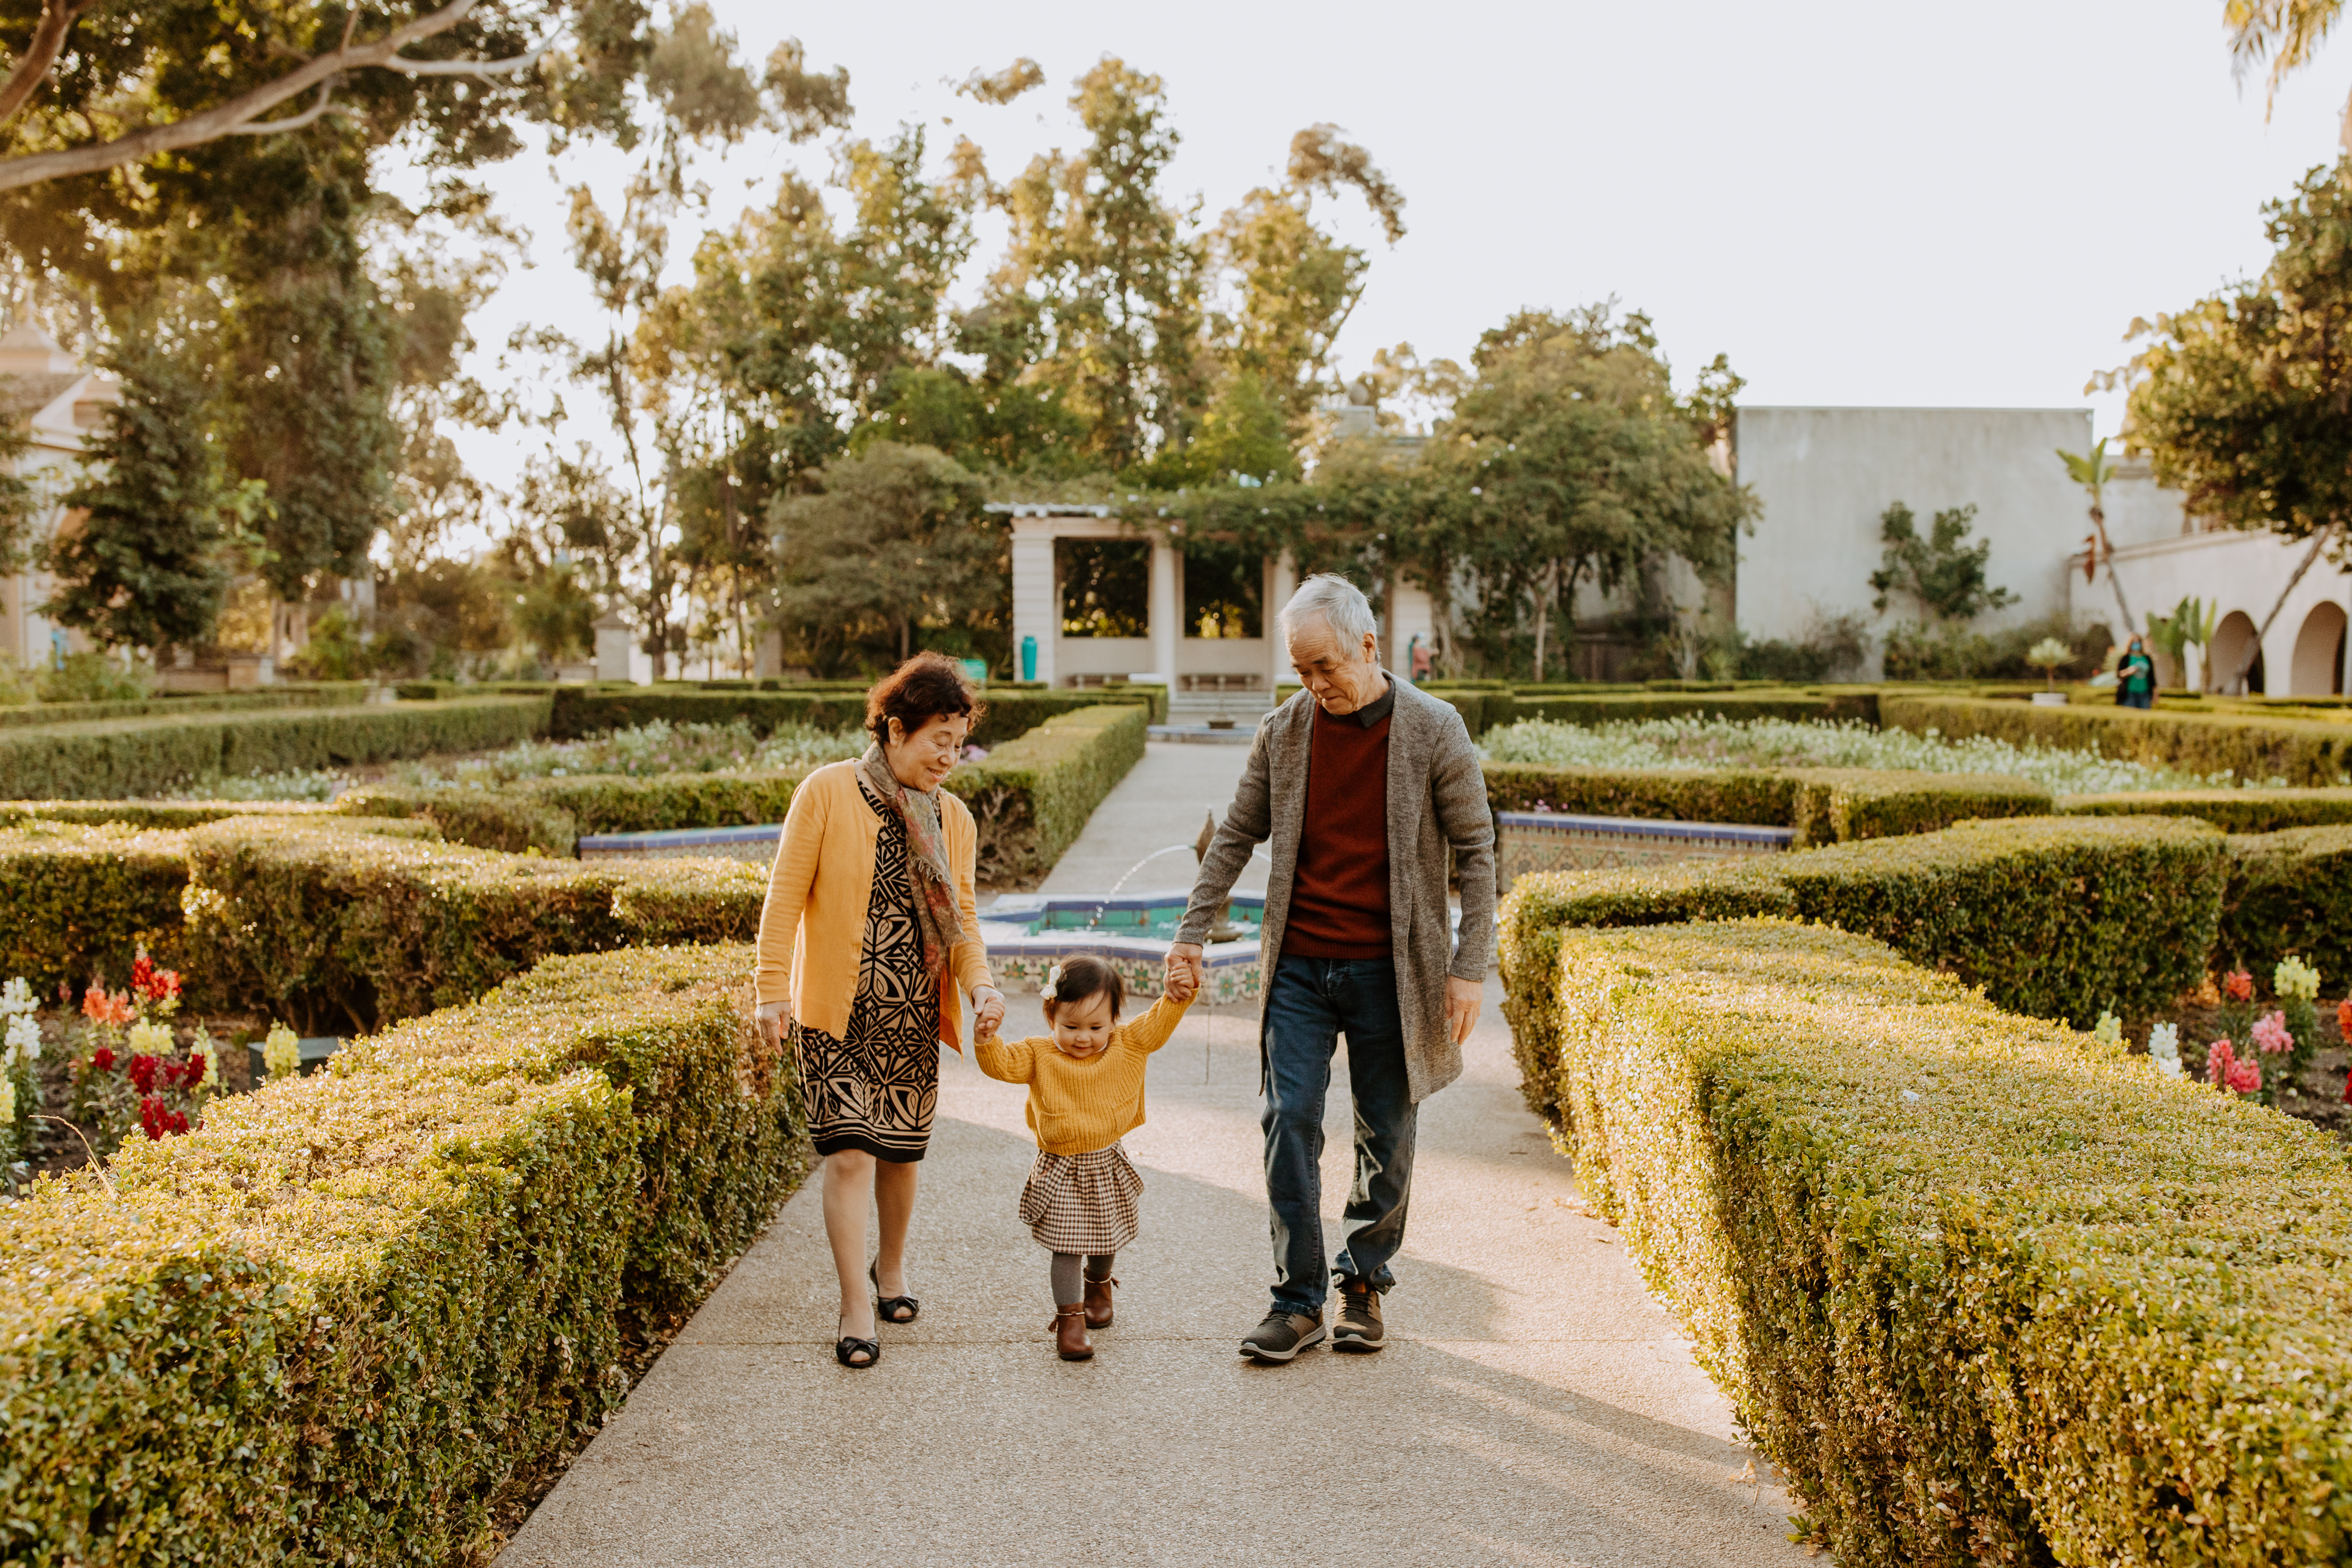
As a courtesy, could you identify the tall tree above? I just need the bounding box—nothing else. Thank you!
[45,332,255,651]
[987,57,1203,469]
[2226,0,2352,151]
[2119,161,2352,686]
[769,441,1003,669]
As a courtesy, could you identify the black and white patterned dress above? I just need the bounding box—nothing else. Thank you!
[790,788,942,1162]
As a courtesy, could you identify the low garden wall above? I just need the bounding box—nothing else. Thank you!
[1531,919,2352,1566]
[0,942,803,1567]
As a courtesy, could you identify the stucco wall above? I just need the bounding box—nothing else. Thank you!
[1733,407,2100,658]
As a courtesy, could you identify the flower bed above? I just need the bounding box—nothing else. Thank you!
[1537,919,2352,1567]
[547,682,1164,741]
[0,942,799,1566]
[1881,692,2352,787]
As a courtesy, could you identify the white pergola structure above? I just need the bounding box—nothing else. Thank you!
[996,503,1433,715]
[0,324,119,670]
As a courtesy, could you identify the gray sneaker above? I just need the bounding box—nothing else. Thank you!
[1239,1308,1326,1362]
[1332,1278,1385,1352]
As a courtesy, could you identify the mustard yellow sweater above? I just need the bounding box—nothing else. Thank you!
[975,992,1190,1155]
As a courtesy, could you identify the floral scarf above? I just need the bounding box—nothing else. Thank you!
[859,743,964,981]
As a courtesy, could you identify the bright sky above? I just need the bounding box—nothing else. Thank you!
[428,0,2352,504]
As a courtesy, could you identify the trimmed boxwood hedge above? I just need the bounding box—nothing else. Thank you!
[1783,767,2052,844]
[0,798,330,830]
[180,816,766,1032]
[0,697,552,799]
[0,942,802,1567]
[1497,815,2227,1119]
[332,782,581,856]
[2057,785,2352,833]
[0,822,199,993]
[945,702,1149,887]
[1539,919,2352,1567]
[1882,691,2352,787]
[547,682,1164,742]
[1482,763,2051,846]
[2214,824,2352,983]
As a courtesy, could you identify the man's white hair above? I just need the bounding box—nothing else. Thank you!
[1280,574,1379,654]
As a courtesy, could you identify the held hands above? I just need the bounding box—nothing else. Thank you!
[971,985,1007,1040]
[1446,975,1482,1045]
[1163,943,1203,1003]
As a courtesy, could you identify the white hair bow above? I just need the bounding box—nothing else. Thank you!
[1040,962,1062,1002]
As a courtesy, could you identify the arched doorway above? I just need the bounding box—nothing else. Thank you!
[2209,610,2265,694]
[2291,601,2349,695]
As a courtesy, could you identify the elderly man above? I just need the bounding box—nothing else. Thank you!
[1167,574,1496,1363]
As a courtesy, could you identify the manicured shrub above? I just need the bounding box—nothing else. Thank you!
[2057,786,2352,833]
[945,703,1149,887]
[0,698,551,799]
[1496,864,1794,1120]
[1881,692,2352,786]
[2214,824,2352,982]
[0,822,194,991]
[333,782,579,855]
[180,817,766,1031]
[1783,767,2051,845]
[1497,816,2226,1062]
[0,798,329,830]
[1483,762,1800,826]
[525,766,810,836]
[0,942,802,1567]
[1540,919,2352,1568]
[548,683,1163,742]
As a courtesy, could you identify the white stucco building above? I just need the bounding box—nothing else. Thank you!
[0,323,118,671]
[1731,405,2352,694]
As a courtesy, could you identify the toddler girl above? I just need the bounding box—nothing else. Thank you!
[976,955,1191,1360]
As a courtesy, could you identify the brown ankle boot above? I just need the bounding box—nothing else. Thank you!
[1083,1273,1118,1330]
[1052,1304,1094,1361]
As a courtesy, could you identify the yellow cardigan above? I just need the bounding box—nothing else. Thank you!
[754,760,994,1050]
[974,992,1190,1155]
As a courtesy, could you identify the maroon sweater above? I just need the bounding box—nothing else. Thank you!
[1281,697,1392,960]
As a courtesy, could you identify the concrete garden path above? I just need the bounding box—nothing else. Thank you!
[497,744,1804,1568]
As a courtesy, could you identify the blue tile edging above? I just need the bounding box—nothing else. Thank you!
[578,822,782,854]
[1494,810,1794,848]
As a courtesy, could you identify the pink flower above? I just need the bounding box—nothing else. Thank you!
[2224,969,2255,1003]
[2227,1057,2262,1095]
[2252,1011,2294,1055]
[2206,1038,2235,1085]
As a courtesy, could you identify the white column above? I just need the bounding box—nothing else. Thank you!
[1009,516,1058,687]
[1266,551,1298,690]
[1149,533,1179,686]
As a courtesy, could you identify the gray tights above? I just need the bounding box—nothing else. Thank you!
[1050,1252,1116,1306]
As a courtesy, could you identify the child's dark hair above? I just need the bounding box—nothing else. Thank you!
[1044,955,1125,1021]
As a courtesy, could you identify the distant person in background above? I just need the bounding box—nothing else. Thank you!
[2116,634,2157,709]
[755,652,1006,1369]
[1408,634,1433,683]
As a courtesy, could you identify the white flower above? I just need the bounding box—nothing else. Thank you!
[2148,1022,2183,1077]
[263,1023,301,1080]
[193,1027,219,1090]
[0,977,33,1017]
[2092,1011,2122,1048]
[127,1018,173,1056]
[0,1074,13,1126]
[3,1013,37,1065]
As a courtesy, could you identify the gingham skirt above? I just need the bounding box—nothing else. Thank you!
[1019,1141,1143,1254]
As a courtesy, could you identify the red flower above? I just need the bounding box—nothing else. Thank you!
[2337,997,2352,1036]
[128,1053,158,1093]
[137,1095,186,1140]
[130,957,181,1004]
[185,1052,205,1086]
[2224,969,2255,1003]
[90,1046,115,1073]
[80,985,132,1027]
[131,954,152,993]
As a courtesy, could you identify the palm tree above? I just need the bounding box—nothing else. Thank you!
[2057,438,2139,635]
[2226,0,2352,151]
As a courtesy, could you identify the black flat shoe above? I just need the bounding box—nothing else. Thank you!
[870,1260,919,1325]
[835,1314,879,1368]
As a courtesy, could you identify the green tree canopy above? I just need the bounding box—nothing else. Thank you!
[1867,500,2014,623]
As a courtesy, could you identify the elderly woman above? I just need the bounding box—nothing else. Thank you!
[755,653,1006,1368]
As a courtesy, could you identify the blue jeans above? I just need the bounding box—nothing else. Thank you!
[1262,955,1418,1314]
